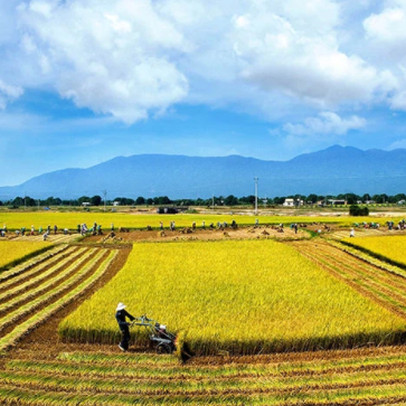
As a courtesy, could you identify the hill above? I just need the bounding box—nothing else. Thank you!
[1,145,405,199]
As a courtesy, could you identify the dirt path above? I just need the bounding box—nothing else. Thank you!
[85,225,310,244]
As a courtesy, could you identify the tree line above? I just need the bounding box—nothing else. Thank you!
[2,192,406,208]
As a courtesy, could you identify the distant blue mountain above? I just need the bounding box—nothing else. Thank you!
[1,145,406,199]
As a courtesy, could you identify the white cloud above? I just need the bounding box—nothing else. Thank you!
[364,7,406,43]
[0,0,403,125]
[230,1,395,107]
[0,79,23,110]
[388,138,406,149]
[363,4,406,61]
[362,1,406,111]
[283,112,366,137]
[16,0,190,123]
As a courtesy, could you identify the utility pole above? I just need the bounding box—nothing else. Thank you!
[212,195,214,210]
[103,190,107,212]
[254,177,259,215]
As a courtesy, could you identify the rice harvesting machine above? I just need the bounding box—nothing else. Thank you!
[132,314,176,354]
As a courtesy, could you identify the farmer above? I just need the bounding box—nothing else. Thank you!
[115,302,135,352]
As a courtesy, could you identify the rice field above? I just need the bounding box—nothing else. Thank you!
[3,224,406,404]
[342,235,406,268]
[0,211,370,231]
[59,239,406,354]
[0,241,51,269]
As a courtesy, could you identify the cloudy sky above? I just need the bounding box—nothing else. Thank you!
[1,0,406,185]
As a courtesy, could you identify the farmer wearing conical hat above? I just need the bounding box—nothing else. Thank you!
[115,302,135,352]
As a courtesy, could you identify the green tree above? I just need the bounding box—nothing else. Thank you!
[90,195,102,206]
[225,195,239,206]
[349,205,369,216]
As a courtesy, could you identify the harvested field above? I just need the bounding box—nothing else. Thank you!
[3,345,406,405]
[0,243,125,352]
[9,234,81,244]
[290,240,406,322]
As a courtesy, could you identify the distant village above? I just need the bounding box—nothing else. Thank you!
[2,192,406,210]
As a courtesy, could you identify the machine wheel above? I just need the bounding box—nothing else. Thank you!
[156,343,173,354]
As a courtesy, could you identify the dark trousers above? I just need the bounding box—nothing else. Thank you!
[120,326,130,350]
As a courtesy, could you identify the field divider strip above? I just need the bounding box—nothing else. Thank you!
[0,250,117,352]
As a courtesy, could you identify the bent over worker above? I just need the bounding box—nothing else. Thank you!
[115,302,135,351]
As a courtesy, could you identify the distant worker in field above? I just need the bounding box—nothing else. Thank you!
[350,228,355,238]
[115,302,135,352]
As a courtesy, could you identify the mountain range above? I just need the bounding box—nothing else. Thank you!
[1,145,406,200]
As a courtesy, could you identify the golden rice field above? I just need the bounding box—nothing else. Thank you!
[59,240,406,355]
[0,241,50,269]
[0,211,372,230]
[342,235,406,267]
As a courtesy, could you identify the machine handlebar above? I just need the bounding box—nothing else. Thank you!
[131,314,154,327]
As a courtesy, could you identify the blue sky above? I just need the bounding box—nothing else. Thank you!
[1,0,406,186]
